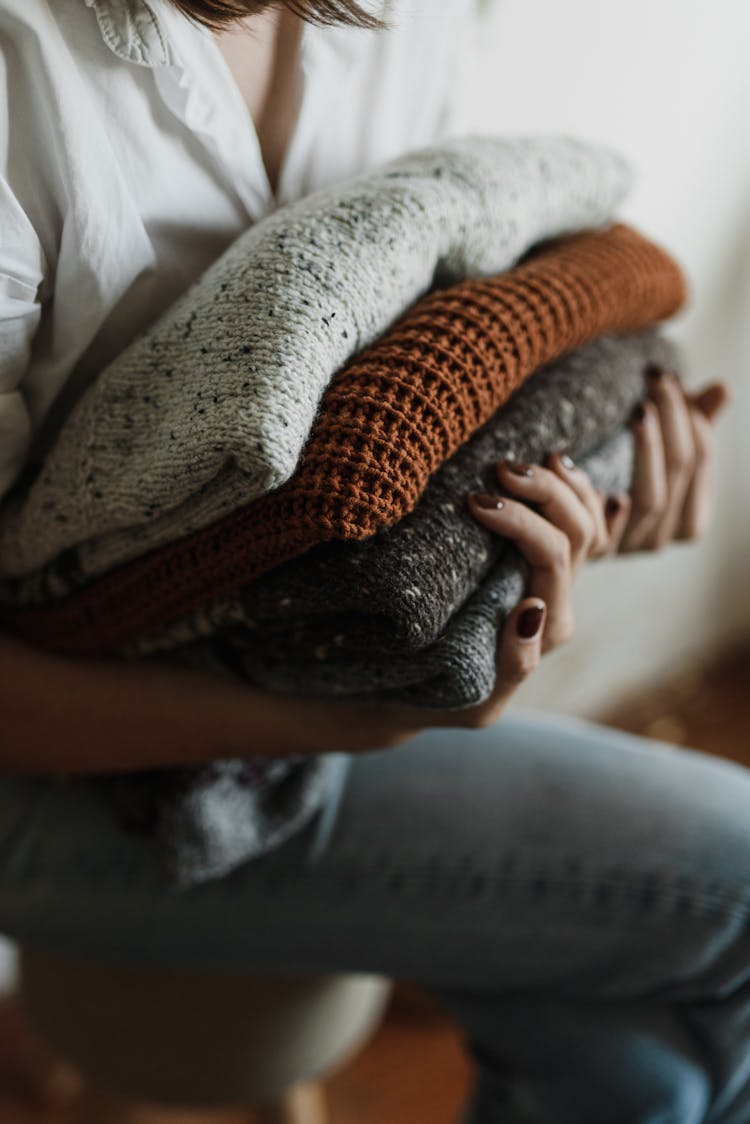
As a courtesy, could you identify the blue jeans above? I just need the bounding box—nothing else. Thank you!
[2,710,750,1123]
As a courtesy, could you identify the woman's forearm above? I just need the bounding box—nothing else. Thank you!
[0,632,380,775]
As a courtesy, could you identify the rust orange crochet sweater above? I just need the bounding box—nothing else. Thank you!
[2,224,686,654]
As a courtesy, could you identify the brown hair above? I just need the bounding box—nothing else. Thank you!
[172,0,384,29]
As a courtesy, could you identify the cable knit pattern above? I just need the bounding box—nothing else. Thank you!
[0,136,631,581]
[0,227,687,654]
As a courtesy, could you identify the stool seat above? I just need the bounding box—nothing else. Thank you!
[20,946,391,1108]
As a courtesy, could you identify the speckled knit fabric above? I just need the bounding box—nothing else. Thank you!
[137,328,683,696]
[0,135,631,584]
[91,752,345,888]
[93,334,678,886]
[0,227,686,654]
[169,429,633,709]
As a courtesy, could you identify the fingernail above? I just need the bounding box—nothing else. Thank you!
[606,496,622,517]
[631,402,648,425]
[517,605,545,640]
[505,460,534,478]
[646,364,665,382]
[471,493,505,511]
[559,453,576,471]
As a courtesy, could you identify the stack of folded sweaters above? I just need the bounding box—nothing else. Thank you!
[0,136,688,885]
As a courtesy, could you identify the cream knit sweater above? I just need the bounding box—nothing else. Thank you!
[0,135,630,583]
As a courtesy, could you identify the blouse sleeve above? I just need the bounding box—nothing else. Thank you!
[0,177,46,501]
[0,13,49,499]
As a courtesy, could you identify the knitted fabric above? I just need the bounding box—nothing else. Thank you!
[0,135,631,583]
[94,334,678,886]
[172,431,632,709]
[138,333,678,667]
[0,226,686,654]
[92,752,343,888]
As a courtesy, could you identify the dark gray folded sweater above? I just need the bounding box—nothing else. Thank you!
[171,428,632,709]
[99,332,679,887]
[138,332,679,667]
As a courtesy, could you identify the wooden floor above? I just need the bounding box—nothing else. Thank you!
[603,644,750,763]
[1,644,749,1124]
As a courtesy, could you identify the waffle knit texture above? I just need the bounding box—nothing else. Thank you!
[94,333,681,887]
[0,135,631,584]
[141,332,679,677]
[171,433,631,709]
[0,226,687,655]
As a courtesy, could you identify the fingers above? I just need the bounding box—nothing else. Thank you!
[495,458,607,568]
[439,599,546,731]
[603,493,632,554]
[468,491,573,651]
[678,381,729,539]
[690,382,731,423]
[621,375,730,554]
[677,407,714,540]
[495,598,546,693]
[620,399,668,552]
[641,367,696,548]
[469,456,622,651]
[546,454,610,558]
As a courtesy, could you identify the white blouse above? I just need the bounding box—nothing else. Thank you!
[0,0,476,500]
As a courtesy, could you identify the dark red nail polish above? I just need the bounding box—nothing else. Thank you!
[506,461,534,478]
[606,496,622,517]
[471,493,505,511]
[646,364,665,382]
[517,606,545,640]
[631,402,648,424]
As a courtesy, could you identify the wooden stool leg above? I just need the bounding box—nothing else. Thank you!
[254,1082,329,1124]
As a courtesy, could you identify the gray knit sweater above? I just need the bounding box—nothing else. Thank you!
[94,333,679,887]
[0,136,630,586]
[172,429,634,709]
[137,332,678,673]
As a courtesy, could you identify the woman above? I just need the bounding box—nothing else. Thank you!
[0,0,744,1120]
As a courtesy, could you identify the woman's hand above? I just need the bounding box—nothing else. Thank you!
[438,369,730,732]
[448,454,610,729]
[618,368,730,551]
[347,454,600,741]
[2,374,729,772]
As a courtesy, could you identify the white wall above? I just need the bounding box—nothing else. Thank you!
[456,0,750,714]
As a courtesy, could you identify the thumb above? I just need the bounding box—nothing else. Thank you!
[690,382,731,423]
[494,598,546,702]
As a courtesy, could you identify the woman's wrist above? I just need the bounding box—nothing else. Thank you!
[0,632,381,775]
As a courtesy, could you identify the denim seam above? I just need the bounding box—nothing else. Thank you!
[5,856,750,925]
[283,863,750,921]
